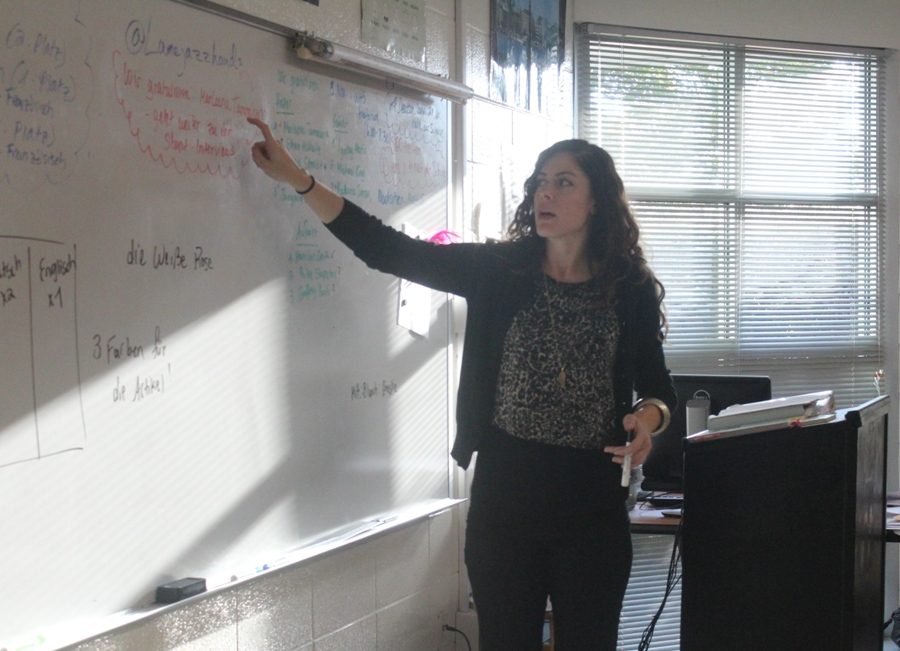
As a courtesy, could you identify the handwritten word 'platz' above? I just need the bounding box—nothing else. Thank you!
[12,121,54,147]
[127,240,214,272]
[3,59,74,109]
[350,380,398,400]
[5,23,65,66]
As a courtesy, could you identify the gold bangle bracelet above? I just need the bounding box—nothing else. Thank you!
[632,397,671,436]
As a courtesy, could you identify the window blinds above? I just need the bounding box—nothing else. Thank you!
[576,25,885,407]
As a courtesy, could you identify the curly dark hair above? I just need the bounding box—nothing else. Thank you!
[506,139,667,338]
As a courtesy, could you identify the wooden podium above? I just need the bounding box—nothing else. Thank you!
[680,396,889,651]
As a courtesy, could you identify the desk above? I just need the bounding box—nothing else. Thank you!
[629,504,681,535]
[636,503,900,541]
[885,494,900,542]
[678,399,888,651]
[627,505,898,651]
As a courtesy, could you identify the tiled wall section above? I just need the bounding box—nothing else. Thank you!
[66,508,460,651]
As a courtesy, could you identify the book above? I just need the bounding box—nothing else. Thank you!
[686,412,837,443]
[705,390,835,432]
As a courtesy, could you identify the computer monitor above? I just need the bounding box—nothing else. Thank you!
[641,373,772,493]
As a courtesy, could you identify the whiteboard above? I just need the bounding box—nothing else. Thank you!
[0,0,451,643]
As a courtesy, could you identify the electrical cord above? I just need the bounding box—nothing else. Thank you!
[442,624,473,651]
[637,516,683,651]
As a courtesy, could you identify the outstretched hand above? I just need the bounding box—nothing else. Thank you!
[247,117,306,188]
[246,117,344,223]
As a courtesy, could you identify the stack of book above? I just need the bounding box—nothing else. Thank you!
[688,390,835,441]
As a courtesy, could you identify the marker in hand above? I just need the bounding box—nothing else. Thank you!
[620,431,633,488]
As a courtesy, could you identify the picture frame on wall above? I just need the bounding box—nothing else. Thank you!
[490,0,565,112]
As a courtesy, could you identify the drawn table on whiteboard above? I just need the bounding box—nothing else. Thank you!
[0,236,83,467]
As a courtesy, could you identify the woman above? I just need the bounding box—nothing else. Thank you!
[248,117,676,651]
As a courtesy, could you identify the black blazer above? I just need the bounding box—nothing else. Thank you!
[327,200,676,469]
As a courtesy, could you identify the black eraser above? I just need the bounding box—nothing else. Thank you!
[155,577,206,604]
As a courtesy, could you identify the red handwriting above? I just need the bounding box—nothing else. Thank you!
[112,49,262,178]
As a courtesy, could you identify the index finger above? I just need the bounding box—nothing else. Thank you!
[247,116,275,142]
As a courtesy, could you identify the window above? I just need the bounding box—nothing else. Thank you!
[576,25,885,408]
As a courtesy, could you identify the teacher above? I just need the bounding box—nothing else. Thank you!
[248,116,676,651]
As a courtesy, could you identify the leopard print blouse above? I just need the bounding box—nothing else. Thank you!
[492,274,620,449]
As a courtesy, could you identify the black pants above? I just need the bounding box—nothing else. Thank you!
[465,430,632,651]
[465,511,631,651]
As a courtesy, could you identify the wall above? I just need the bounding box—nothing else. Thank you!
[199,0,456,82]
[65,510,459,651]
[570,0,900,49]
